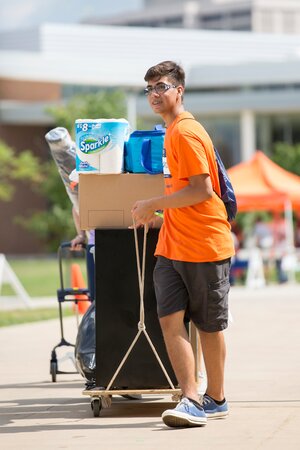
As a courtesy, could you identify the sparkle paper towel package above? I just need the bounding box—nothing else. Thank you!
[75,119,129,173]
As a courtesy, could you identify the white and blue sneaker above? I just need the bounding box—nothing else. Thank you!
[162,397,207,428]
[202,394,229,419]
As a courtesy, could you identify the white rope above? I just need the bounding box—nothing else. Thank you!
[106,220,176,391]
[133,220,147,330]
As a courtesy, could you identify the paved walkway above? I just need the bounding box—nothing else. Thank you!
[0,284,300,449]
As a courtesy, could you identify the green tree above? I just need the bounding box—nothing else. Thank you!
[272,142,300,176]
[0,140,42,202]
[16,161,76,250]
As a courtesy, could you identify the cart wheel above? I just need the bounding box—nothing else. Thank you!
[50,361,57,382]
[91,397,102,417]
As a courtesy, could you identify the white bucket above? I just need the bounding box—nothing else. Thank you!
[75,119,129,173]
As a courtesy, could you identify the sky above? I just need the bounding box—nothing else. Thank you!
[0,0,143,32]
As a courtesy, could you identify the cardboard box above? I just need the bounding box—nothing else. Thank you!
[79,173,164,230]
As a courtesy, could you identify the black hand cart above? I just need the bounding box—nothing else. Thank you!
[50,242,92,382]
[82,227,200,417]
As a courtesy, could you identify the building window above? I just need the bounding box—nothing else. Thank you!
[62,85,105,99]
[201,13,223,29]
[163,16,183,26]
[256,113,300,155]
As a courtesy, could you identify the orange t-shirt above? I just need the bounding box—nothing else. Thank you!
[155,111,235,262]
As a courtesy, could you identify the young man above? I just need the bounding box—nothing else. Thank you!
[132,61,234,428]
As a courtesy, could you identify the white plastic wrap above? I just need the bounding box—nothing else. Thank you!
[45,127,79,210]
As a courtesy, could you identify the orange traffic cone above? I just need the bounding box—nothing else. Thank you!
[71,263,91,315]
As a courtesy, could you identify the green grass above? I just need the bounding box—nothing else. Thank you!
[0,307,75,327]
[0,255,88,327]
[1,256,87,297]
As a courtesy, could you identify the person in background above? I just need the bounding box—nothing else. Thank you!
[132,61,235,428]
[253,217,273,250]
[271,213,288,284]
[45,127,95,301]
[70,206,95,300]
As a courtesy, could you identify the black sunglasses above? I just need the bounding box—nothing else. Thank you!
[144,82,177,96]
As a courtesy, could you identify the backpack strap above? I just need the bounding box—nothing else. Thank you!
[175,116,237,221]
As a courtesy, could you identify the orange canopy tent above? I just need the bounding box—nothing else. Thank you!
[227,151,300,212]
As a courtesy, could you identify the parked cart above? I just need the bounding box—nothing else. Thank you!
[50,242,91,382]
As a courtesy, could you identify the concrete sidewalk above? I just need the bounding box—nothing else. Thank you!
[0,284,299,449]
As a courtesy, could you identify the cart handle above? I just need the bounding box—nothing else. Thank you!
[57,241,88,292]
[60,241,87,249]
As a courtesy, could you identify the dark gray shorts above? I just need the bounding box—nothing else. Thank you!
[153,256,231,332]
